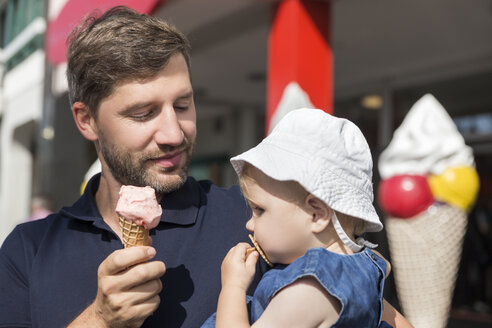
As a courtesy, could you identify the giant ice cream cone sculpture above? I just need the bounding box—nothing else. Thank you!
[116,185,162,248]
[378,94,479,328]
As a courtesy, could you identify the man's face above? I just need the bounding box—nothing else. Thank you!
[94,53,196,194]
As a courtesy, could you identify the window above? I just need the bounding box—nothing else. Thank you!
[1,0,45,71]
[0,4,6,48]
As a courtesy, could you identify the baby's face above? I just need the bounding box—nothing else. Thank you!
[243,167,317,265]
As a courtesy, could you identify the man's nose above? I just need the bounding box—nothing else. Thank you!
[154,107,185,146]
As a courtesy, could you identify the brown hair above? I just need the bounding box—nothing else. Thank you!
[66,6,191,116]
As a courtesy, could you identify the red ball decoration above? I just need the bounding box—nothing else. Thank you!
[378,174,434,218]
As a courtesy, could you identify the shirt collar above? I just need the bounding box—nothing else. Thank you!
[60,173,201,227]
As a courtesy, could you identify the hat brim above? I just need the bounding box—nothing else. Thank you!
[231,141,383,233]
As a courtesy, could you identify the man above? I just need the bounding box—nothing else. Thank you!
[0,7,257,328]
[0,6,411,328]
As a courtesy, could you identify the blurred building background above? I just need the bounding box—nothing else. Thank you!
[0,0,491,326]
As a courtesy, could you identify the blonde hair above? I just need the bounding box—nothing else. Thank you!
[335,211,367,237]
[239,163,367,237]
[239,163,308,206]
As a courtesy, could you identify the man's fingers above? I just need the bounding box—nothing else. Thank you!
[124,278,163,306]
[122,261,166,290]
[103,292,161,327]
[124,294,161,324]
[95,266,164,326]
[106,278,162,309]
[100,260,165,297]
[99,247,157,276]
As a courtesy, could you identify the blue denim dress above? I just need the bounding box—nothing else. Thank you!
[202,247,393,327]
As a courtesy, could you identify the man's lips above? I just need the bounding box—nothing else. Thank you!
[154,152,183,169]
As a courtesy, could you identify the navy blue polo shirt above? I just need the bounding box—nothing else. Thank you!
[0,174,263,328]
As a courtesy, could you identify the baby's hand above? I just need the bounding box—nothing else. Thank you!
[221,242,259,291]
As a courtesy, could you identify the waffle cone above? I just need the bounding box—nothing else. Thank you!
[385,204,467,328]
[119,216,150,248]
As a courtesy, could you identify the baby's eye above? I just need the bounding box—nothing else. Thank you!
[252,206,264,216]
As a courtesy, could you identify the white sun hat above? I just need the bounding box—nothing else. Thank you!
[231,108,382,251]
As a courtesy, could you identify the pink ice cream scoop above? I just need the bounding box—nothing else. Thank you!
[116,185,162,229]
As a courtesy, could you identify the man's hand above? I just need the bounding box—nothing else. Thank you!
[68,246,166,328]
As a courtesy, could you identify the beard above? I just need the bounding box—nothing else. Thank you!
[98,131,195,195]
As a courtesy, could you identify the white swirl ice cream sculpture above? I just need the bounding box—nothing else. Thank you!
[377,94,480,328]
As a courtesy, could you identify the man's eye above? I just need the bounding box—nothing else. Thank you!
[174,105,189,111]
[130,110,155,120]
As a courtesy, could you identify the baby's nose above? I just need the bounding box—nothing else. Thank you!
[245,218,254,232]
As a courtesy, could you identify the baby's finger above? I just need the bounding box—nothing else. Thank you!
[245,249,259,267]
[245,247,256,258]
[228,243,250,259]
[234,242,251,252]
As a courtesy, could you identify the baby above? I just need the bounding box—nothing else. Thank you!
[203,108,410,327]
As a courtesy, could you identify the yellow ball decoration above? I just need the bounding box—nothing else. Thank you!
[428,166,480,211]
[80,180,88,195]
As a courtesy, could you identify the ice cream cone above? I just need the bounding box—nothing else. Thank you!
[119,216,150,248]
[385,204,467,328]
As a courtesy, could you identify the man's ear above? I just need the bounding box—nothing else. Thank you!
[305,195,332,233]
[72,102,98,141]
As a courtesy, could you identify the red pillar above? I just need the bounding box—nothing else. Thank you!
[267,0,333,133]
